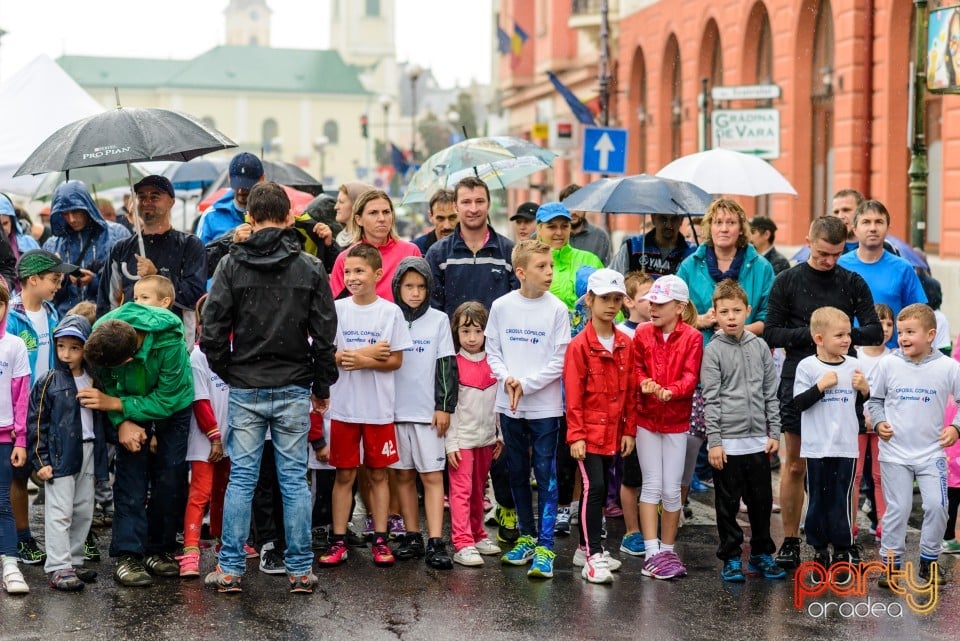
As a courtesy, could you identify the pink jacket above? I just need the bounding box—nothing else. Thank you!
[0,308,29,448]
[328,237,421,302]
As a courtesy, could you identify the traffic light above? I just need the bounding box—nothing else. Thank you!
[360,114,369,138]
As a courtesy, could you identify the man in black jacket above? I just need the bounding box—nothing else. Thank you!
[763,215,883,569]
[200,182,337,594]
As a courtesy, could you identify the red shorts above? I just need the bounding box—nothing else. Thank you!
[329,420,399,469]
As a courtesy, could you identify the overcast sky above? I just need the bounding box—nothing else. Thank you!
[0,0,493,87]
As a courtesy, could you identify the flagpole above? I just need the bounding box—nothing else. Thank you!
[599,0,612,233]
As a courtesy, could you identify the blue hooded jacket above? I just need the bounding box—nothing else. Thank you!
[42,181,116,316]
[0,194,40,259]
[198,190,244,245]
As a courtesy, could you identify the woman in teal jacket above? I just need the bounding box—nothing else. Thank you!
[677,198,775,344]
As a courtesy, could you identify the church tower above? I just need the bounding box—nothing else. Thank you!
[225,0,272,47]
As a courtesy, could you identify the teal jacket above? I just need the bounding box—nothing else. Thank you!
[550,244,604,310]
[6,293,58,384]
[677,243,775,344]
[93,303,194,427]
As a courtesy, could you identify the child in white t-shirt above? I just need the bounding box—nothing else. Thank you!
[870,303,960,586]
[389,258,457,570]
[318,244,412,568]
[793,306,869,583]
[486,240,570,580]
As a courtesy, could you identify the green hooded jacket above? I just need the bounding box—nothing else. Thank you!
[550,244,604,310]
[93,303,194,427]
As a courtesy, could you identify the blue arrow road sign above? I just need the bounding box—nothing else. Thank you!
[582,126,628,175]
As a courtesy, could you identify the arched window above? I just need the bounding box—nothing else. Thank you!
[366,0,380,17]
[323,119,339,144]
[262,118,279,152]
[662,34,682,164]
[811,0,835,219]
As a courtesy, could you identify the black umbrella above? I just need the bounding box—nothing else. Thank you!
[560,174,712,215]
[262,161,323,195]
[14,106,236,176]
[163,157,229,189]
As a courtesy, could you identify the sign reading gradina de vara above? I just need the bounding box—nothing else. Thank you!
[711,109,780,159]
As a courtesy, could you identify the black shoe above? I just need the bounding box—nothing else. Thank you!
[683,504,694,519]
[17,537,46,565]
[394,532,425,561]
[311,526,330,552]
[805,549,831,586]
[831,549,853,586]
[848,543,863,566]
[345,527,367,548]
[113,555,154,587]
[258,542,286,575]
[425,538,453,570]
[143,552,179,577]
[878,563,901,590]
[84,531,101,562]
[496,507,519,545]
[776,537,802,569]
[918,558,947,586]
[73,566,98,582]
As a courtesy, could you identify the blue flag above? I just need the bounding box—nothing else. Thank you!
[497,26,511,55]
[390,143,410,175]
[546,71,597,126]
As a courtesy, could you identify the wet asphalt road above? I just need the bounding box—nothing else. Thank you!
[3,485,958,641]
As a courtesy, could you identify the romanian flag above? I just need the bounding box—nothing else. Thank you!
[511,22,529,57]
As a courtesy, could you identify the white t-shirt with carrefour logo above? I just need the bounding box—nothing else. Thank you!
[328,297,412,424]
[394,307,455,424]
[794,355,861,459]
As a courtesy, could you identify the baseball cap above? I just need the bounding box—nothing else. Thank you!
[535,202,571,224]
[133,175,175,199]
[749,216,777,233]
[53,315,92,344]
[510,201,539,222]
[229,152,264,191]
[642,275,689,304]
[16,249,79,279]
[587,268,627,297]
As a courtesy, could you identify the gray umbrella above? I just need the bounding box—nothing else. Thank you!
[560,174,713,215]
[13,106,236,176]
[262,160,323,194]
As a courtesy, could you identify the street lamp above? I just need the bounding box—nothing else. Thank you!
[379,95,391,144]
[408,65,423,162]
[313,136,329,186]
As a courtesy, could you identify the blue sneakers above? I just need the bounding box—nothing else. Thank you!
[748,553,786,579]
[501,535,537,566]
[619,532,645,556]
[721,558,746,582]
[527,546,556,579]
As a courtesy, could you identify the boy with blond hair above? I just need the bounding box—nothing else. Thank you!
[486,239,571,579]
[870,303,960,586]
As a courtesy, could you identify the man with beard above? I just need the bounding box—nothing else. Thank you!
[97,175,206,327]
[559,184,611,265]
[412,189,457,255]
[610,213,695,278]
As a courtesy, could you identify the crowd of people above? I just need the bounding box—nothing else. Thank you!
[0,153,958,600]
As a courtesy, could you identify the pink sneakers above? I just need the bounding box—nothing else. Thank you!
[176,549,200,578]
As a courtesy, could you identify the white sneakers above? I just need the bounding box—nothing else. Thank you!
[581,552,614,584]
[474,538,501,556]
[2,556,29,595]
[453,546,484,567]
[572,547,622,572]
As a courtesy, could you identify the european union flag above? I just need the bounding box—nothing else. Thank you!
[546,71,597,125]
[497,26,511,55]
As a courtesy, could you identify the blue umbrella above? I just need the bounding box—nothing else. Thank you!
[790,235,928,269]
[560,174,713,215]
[163,157,227,189]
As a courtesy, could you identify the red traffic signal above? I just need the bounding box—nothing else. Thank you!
[361,115,369,138]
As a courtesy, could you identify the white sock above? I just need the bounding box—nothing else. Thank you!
[661,543,675,554]
[644,540,660,559]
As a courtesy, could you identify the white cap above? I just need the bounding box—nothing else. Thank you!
[587,268,627,296]
[642,275,689,304]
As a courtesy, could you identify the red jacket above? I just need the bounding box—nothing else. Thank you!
[633,319,703,434]
[564,322,638,455]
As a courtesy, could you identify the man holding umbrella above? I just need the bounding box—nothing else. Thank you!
[198,153,265,245]
[97,175,206,326]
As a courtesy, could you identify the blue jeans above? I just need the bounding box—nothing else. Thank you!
[0,444,17,556]
[500,414,559,549]
[110,407,190,557]
[219,385,312,576]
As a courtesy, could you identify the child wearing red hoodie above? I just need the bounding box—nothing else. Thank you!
[632,275,703,580]
[564,269,637,584]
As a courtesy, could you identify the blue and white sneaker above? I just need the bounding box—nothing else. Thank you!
[748,553,786,579]
[527,546,556,579]
[501,535,537,566]
[721,558,746,583]
[619,532,645,556]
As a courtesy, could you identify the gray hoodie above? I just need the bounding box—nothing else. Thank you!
[700,329,781,449]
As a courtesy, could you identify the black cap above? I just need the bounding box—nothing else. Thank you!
[510,201,539,222]
[133,175,175,199]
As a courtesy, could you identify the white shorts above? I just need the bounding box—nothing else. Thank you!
[390,422,446,473]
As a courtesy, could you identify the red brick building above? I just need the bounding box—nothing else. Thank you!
[497,0,960,256]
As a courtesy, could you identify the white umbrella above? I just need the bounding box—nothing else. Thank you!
[656,148,798,197]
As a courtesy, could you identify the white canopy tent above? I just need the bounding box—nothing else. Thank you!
[0,54,106,196]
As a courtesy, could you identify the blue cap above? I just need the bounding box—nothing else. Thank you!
[229,152,264,191]
[535,202,571,223]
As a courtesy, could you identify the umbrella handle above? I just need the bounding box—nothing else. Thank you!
[126,162,147,257]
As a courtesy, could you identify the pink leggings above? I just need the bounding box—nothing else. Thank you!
[183,459,230,549]
[448,445,495,551]
[853,433,885,531]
